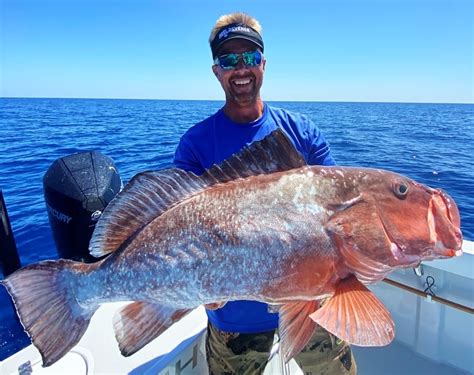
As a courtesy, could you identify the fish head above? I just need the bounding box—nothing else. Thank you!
[374,174,462,265]
[326,168,463,274]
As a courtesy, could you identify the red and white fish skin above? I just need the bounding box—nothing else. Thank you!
[74,165,461,309]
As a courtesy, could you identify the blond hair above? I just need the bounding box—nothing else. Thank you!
[209,12,262,44]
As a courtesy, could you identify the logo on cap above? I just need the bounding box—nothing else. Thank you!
[218,25,252,40]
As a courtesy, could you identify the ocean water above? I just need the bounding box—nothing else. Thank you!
[0,98,473,359]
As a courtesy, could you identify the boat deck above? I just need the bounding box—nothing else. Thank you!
[353,342,470,375]
[1,306,471,375]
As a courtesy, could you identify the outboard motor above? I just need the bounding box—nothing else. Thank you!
[43,151,122,262]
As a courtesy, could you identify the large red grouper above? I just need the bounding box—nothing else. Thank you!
[2,129,463,367]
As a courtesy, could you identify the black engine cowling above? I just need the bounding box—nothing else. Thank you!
[43,151,122,262]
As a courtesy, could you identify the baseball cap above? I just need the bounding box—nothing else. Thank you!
[210,23,264,59]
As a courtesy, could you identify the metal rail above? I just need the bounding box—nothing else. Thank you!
[383,277,474,315]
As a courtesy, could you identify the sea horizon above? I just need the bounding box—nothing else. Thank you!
[2,96,473,106]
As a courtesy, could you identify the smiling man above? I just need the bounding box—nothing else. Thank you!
[174,12,356,375]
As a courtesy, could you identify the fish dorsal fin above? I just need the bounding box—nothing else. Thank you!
[309,276,395,346]
[113,301,191,356]
[90,128,305,257]
[278,300,319,362]
[201,128,306,184]
[89,169,208,257]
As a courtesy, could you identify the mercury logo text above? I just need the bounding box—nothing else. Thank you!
[46,203,72,224]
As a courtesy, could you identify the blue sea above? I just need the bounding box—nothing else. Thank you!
[0,98,473,360]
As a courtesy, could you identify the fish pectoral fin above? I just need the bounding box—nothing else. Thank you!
[309,276,394,346]
[278,300,319,363]
[204,301,227,310]
[113,301,191,356]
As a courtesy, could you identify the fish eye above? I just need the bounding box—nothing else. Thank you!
[394,183,409,199]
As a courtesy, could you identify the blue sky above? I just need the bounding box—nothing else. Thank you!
[1,0,473,103]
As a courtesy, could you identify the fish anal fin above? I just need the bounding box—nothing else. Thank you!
[278,300,319,362]
[309,276,394,346]
[113,301,191,356]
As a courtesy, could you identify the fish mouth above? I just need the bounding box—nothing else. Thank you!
[428,189,463,258]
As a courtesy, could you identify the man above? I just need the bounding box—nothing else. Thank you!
[174,12,356,375]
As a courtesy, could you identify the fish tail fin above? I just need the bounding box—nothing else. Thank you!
[1,259,97,366]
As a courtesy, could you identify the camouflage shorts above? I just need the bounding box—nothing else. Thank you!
[206,322,356,375]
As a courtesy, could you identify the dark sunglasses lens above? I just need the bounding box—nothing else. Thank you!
[243,51,262,67]
[219,54,239,70]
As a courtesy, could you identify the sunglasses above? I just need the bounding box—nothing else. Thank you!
[214,50,263,70]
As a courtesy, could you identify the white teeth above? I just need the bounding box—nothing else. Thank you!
[234,79,251,85]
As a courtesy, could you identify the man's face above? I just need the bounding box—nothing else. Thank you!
[212,39,266,105]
